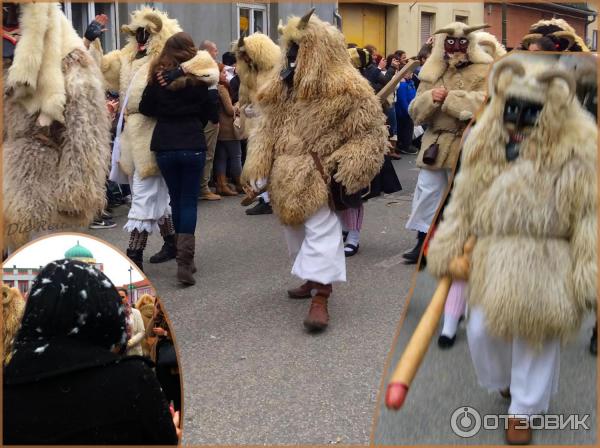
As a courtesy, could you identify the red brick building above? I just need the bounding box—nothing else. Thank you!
[484,2,596,50]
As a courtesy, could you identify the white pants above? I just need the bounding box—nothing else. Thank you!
[405,168,449,233]
[124,171,171,234]
[283,205,346,285]
[467,306,560,415]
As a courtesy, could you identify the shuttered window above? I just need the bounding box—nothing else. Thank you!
[420,12,434,47]
[456,15,468,24]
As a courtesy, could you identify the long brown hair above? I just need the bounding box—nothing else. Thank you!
[148,32,197,84]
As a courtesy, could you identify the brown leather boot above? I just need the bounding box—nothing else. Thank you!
[303,283,332,331]
[216,174,238,196]
[176,233,196,286]
[287,281,316,299]
[200,188,221,201]
[174,234,195,273]
[506,418,532,445]
[233,176,245,194]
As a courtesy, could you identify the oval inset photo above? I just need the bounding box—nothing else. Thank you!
[2,233,182,445]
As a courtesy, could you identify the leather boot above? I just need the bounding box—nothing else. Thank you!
[149,234,176,263]
[233,176,245,194]
[126,249,144,273]
[200,188,221,201]
[403,231,426,264]
[287,281,316,299]
[303,283,332,331]
[216,174,238,196]
[176,234,196,286]
[505,418,532,445]
[173,235,196,273]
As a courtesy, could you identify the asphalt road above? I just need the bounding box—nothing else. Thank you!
[85,154,422,444]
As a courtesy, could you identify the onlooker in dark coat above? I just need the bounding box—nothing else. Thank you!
[3,259,179,445]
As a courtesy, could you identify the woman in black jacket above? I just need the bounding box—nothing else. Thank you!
[139,32,219,286]
[3,259,179,445]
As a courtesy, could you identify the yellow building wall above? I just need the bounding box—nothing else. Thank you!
[339,3,387,54]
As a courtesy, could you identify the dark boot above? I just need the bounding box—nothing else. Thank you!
[246,198,273,215]
[126,249,144,273]
[173,235,195,273]
[403,231,426,264]
[176,234,196,286]
[303,283,332,331]
[149,234,177,264]
[590,322,597,356]
[287,281,317,299]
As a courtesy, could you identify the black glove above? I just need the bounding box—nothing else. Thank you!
[85,20,104,42]
[157,66,185,86]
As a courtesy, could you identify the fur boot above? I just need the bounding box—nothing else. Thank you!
[176,234,196,285]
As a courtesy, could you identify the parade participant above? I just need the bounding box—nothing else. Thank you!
[521,18,590,52]
[85,8,182,271]
[233,32,281,215]
[3,3,110,252]
[140,32,220,285]
[402,22,504,264]
[427,53,597,444]
[3,259,179,444]
[2,284,25,365]
[241,9,388,330]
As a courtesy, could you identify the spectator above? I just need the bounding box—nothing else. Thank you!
[118,287,145,357]
[135,293,156,357]
[3,259,179,445]
[2,284,25,366]
[395,68,418,155]
[222,51,237,82]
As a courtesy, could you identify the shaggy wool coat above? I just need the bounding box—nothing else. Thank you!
[409,27,505,171]
[241,14,388,226]
[3,49,110,250]
[427,54,597,347]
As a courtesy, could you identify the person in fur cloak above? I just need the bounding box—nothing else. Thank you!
[233,32,281,216]
[85,8,182,271]
[427,53,597,444]
[2,284,25,366]
[241,9,388,331]
[3,2,110,252]
[401,22,505,264]
[521,18,590,52]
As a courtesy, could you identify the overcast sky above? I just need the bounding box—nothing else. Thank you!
[4,234,144,286]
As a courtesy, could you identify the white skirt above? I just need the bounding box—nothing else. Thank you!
[124,171,171,234]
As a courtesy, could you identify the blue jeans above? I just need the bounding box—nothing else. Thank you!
[386,104,397,136]
[155,150,206,234]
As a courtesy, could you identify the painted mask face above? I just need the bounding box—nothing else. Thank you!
[444,36,469,54]
[503,97,543,161]
[280,41,299,86]
[136,27,149,45]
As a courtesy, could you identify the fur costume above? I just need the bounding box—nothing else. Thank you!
[522,18,590,52]
[241,12,388,226]
[409,22,505,171]
[2,284,25,365]
[89,7,181,179]
[427,53,597,347]
[3,3,110,250]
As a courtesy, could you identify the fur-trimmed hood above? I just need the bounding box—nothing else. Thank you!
[165,50,218,90]
[6,2,85,124]
[419,22,498,83]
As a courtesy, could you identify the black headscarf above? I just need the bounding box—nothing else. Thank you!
[5,259,129,384]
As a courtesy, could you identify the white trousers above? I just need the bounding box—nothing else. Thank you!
[124,170,171,234]
[405,168,449,233]
[467,306,560,415]
[283,205,346,285]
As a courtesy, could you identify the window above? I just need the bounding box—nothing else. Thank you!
[455,15,468,24]
[63,2,119,50]
[237,3,268,38]
[420,12,435,47]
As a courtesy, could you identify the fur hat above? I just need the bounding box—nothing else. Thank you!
[348,47,371,69]
[522,18,590,52]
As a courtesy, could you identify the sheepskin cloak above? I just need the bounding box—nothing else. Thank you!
[3,3,110,250]
[427,54,597,347]
[241,13,388,226]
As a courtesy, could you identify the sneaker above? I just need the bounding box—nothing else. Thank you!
[89,219,117,229]
[101,210,113,220]
[398,146,419,155]
[389,135,398,142]
[246,198,273,215]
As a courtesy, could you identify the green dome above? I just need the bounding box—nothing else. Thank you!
[65,241,94,259]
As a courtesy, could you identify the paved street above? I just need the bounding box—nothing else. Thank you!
[85,155,422,444]
[372,265,597,445]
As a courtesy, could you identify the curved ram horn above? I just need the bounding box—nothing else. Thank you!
[492,59,526,95]
[144,13,163,34]
[278,19,284,35]
[552,31,575,50]
[463,24,490,34]
[433,26,455,36]
[237,35,245,49]
[521,33,543,48]
[537,69,575,100]
[298,7,315,30]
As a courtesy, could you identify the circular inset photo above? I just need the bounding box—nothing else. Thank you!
[2,233,182,445]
